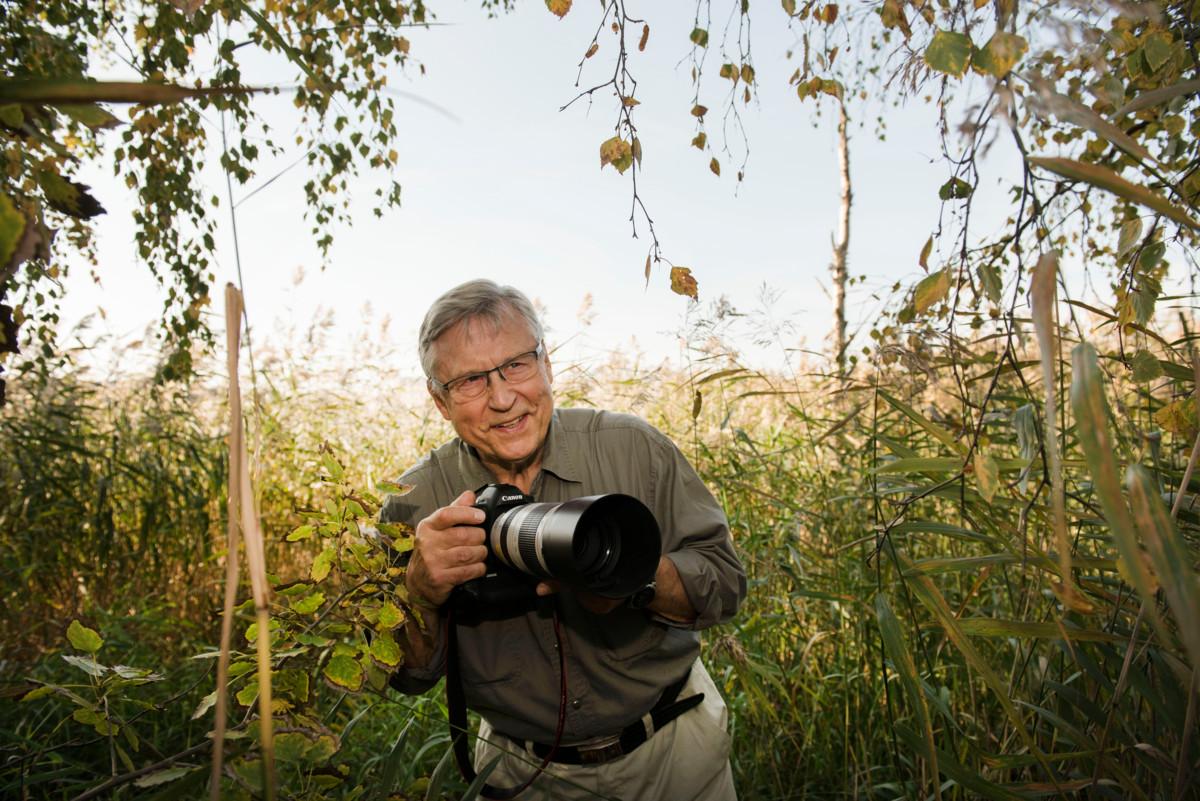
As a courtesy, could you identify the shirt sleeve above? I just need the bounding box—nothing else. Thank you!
[379,467,448,694]
[648,430,747,630]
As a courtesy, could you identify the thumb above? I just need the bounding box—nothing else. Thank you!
[452,489,477,507]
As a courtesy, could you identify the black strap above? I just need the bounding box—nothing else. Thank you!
[521,668,704,765]
[446,608,566,800]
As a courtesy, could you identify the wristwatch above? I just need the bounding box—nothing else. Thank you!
[627,580,657,610]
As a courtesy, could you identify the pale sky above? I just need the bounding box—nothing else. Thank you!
[60,2,1023,378]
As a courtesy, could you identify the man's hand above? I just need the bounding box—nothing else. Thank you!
[405,490,489,608]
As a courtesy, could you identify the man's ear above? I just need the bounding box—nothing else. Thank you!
[428,381,452,420]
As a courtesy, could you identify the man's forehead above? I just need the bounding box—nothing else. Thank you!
[433,311,537,370]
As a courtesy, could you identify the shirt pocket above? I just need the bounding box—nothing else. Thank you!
[598,608,667,661]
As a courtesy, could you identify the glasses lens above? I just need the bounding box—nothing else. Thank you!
[500,352,537,382]
[449,374,487,400]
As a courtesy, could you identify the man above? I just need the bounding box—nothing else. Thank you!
[381,279,746,800]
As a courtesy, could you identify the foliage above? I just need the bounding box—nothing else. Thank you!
[0,0,418,395]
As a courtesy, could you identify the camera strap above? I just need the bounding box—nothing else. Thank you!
[445,604,568,800]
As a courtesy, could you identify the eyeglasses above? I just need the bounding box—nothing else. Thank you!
[431,343,545,402]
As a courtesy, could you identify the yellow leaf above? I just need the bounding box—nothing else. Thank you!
[670,266,699,299]
[545,0,572,18]
[599,136,633,174]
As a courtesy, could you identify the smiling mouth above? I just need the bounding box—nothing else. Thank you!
[492,414,527,431]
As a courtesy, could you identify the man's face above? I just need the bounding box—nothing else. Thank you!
[428,310,554,476]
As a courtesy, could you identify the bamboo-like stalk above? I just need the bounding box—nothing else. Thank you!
[1030,251,1091,613]
[213,284,275,800]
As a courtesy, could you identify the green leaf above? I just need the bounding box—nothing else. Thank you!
[973,31,1027,77]
[977,262,1002,304]
[370,631,403,668]
[67,620,103,653]
[875,595,939,792]
[913,268,951,313]
[287,524,315,542]
[1130,349,1163,382]
[937,176,973,200]
[1029,156,1200,231]
[0,193,25,266]
[35,169,104,218]
[924,30,973,77]
[1127,465,1200,674]
[62,654,105,676]
[191,690,218,720]
[377,600,405,629]
[59,103,120,130]
[323,654,364,692]
[133,766,194,788]
[689,27,709,47]
[1117,217,1143,257]
[311,546,336,582]
[877,389,965,454]
[0,103,23,127]
[235,680,259,707]
[290,591,324,615]
[21,685,56,702]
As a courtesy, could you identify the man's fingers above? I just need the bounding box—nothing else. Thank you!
[452,489,477,507]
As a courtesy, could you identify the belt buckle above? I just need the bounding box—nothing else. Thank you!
[577,735,624,765]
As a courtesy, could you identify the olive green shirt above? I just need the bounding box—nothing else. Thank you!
[381,408,746,743]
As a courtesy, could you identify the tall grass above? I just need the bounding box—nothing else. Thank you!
[1,300,1198,799]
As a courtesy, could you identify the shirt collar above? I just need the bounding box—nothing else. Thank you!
[539,410,582,484]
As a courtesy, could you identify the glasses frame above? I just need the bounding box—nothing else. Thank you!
[430,342,545,401]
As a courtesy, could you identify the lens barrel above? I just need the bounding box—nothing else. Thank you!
[487,493,661,598]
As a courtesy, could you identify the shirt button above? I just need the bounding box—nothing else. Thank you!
[571,699,581,710]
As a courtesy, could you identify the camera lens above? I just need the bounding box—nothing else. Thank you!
[489,494,659,598]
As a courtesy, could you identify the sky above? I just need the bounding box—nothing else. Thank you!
[58,1,1025,379]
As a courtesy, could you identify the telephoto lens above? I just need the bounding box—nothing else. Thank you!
[474,484,661,598]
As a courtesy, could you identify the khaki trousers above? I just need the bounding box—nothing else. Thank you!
[472,659,737,801]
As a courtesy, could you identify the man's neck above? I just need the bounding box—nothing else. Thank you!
[481,453,544,495]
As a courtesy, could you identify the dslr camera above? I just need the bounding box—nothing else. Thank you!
[447,483,661,618]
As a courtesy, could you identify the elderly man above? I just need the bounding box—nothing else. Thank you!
[382,280,746,800]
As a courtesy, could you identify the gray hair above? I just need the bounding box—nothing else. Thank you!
[418,279,544,381]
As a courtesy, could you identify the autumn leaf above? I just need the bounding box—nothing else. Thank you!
[710,157,721,176]
[689,28,709,47]
[599,136,633,174]
[638,24,649,52]
[670,266,699,300]
[545,0,572,18]
[974,31,1027,78]
[913,269,951,313]
[924,30,973,77]
[691,104,708,118]
[918,235,933,271]
[691,131,706,149]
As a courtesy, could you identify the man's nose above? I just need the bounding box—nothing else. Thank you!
[486,370,516,407]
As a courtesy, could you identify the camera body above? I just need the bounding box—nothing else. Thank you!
[446,483,662,619]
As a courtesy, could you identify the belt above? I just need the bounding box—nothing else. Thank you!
[503,668,705,766]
